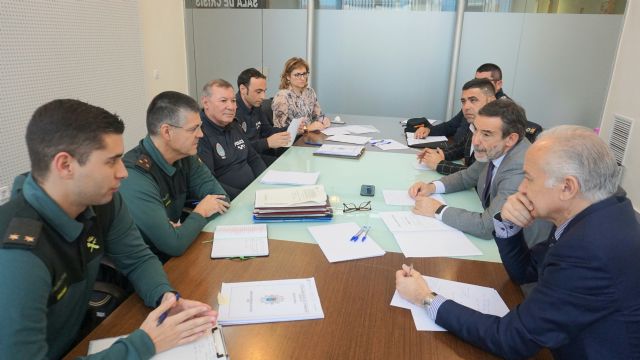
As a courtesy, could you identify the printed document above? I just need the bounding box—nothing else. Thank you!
[379,211,481,258]
[211,224,268,258]
[307,222,385,263]
[217,278,324,325]
[88,331,225,359]
[382,190,444,206]
[260,170,320,186]
[255,185,327,207]
[370,139,409,151]
[325,134,372,145]
[286,117,303,147]
[406,132,448,147]
[390,276,509,331]
[313,144,364,158]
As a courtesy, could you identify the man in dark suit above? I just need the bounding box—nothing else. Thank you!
[397,125,640,359]
[417,78,496,175]
[411,63,509,143]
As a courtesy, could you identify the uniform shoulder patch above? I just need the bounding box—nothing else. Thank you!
[136,154,153,171]
[2,217,42,248]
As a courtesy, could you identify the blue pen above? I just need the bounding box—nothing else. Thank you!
[157,292,180,326]
[350,226,365,241]
[360,226,371,242]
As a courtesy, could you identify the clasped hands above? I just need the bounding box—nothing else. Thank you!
[408,181,443,218]
[416,148,445,170]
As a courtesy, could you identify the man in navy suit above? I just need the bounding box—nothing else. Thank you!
[396,125,640,359]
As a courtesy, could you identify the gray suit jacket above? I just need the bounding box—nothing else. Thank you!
[440,139,551,245]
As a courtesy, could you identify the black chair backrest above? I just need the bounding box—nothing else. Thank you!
[261,97,274,126]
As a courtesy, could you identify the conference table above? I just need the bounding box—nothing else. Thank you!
[66,114,552,359]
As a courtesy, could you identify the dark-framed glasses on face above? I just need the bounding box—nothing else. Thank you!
[343,201,371,213]
[292,72,310,79]
[168,123,202,134]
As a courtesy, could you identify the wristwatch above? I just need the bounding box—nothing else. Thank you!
[435,204,447,215]
[422,292,438,308]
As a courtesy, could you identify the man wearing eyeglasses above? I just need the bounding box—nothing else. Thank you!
[410,63,509,143]
[120,91,229,262]
[198,79,267,199]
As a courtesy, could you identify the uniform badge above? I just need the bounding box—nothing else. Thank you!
[216,143,226,159]
[86,236,100,253]
[241,122,248,132]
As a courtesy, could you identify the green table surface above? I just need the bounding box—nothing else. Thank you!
[204,145,501,263]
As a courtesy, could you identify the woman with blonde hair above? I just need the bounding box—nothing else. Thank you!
[272,57,331,131]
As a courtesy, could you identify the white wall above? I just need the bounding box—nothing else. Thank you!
[600,0,640,210]
[139,0,189,104]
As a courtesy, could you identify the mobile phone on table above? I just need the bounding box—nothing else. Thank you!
[360,184,375,197]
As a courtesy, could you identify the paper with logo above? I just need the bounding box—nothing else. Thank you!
[217,278,324,325]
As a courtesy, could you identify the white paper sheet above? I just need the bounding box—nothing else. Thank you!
[390,276,509,331]
[325,134,372,145]
[392,231,481,257]
[379,210,451,232]
[382,190,417,206]
[321,127,352,136]
[217,278,324,325]
[313,144,364,157]
[211,224,269,258]
[254,185,327,207]
[414,162,430,171]
[307,222,385,263]
[89,332,224,359]
[370,139,409,150]
[260,170,320,186]
[340,125,380,134]
[406,132,448,146]
[285,118,303,147]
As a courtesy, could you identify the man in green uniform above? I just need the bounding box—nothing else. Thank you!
[120,91,229,261]
[0,99,217,359]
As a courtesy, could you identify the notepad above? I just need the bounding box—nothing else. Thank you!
[88,328,228,359]
[217,278,324,325]
[308,222,385,263]
[406,132,448,148]
[325,134,371,145]
[313,144,365,159]
[260,170,320,186]
[211,224,269,258]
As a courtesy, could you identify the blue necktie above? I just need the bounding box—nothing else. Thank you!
[482,161,495,208]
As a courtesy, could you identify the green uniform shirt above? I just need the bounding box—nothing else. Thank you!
[0,175,173,359]
[120,136,227,258]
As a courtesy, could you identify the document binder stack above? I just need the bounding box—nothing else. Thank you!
[253,185,333,222]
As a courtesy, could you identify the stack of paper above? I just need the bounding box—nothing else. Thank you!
[260,170,320,185]
[253,185,333,222]
[217,278,325,325]
[379,211,482,257]
[321,125,380,135]
[313,144,365,159]
[308,222,385,263]
[325,134,371,145]
[405,132,448,149]
[390,276,509,331]
[370,139,409,151]
[211,224,269,259]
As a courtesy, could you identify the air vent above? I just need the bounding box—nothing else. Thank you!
[609,114,633,166]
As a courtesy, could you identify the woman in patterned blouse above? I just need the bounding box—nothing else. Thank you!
[272,57,331,131]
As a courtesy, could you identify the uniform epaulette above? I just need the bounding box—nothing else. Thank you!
[136,154,153,172]
[526,127,538,135]
[2,217,42,248]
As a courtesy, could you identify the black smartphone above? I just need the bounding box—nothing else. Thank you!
[360,184,375,197]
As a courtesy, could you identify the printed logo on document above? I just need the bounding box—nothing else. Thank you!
[216,143,226,159]
[261,294,284,305]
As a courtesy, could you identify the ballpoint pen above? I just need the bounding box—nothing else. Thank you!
[350,226,365,241]
[157,292,180,326]
[360,225,371,242]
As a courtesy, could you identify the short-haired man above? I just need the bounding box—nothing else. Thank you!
[236,68,291,165]
[199,79,267,200]
[120,91,229,262]
[418,78,495,175]
[411,63,509,142]
[0,99,217,359]
[409,99,551,245]
[397,125,640,359]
